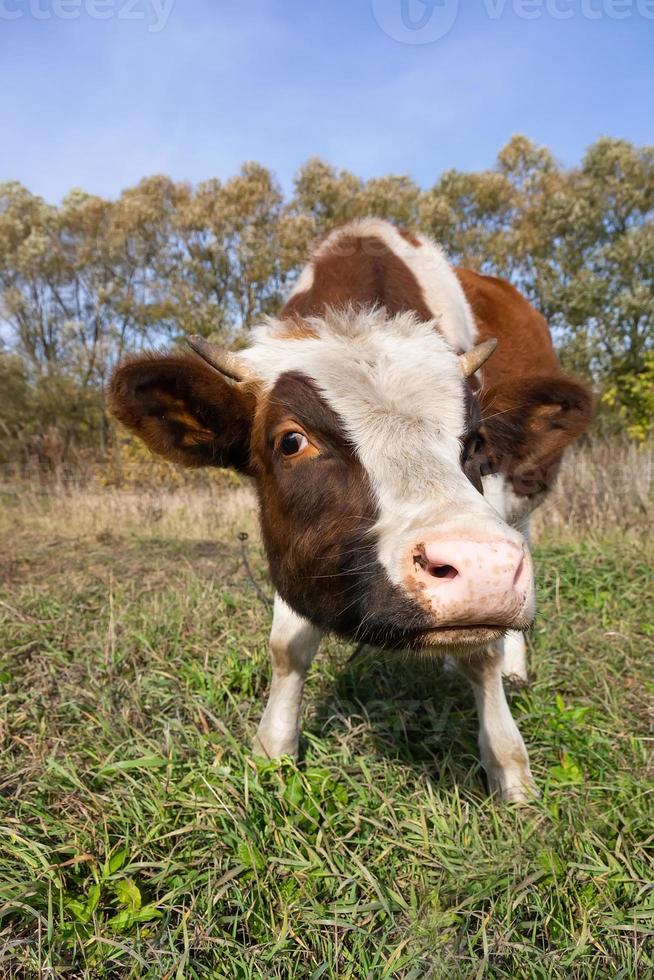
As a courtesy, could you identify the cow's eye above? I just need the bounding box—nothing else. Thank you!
[278,431,309,457]
[273,424,320,463]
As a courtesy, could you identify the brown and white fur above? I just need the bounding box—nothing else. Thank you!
[109,219,592,802]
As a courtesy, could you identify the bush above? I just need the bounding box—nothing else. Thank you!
[0,354,105,479]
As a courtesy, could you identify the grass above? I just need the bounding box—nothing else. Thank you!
[0,482,652,978]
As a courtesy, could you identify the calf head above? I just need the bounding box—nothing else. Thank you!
[109,309,551,651]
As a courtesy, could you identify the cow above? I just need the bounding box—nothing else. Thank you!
[109,218,592,802]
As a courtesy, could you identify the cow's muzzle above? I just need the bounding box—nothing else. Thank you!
[405,535,535,632]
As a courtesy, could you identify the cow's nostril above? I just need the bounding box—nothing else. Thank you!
[413,551,458,581]
[429,563,458,581]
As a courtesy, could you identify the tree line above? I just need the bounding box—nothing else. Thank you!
[1,135,652,473]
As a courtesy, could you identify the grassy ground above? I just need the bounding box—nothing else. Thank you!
[0,483,652,978]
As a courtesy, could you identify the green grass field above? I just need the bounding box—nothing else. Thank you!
[0,485,652,978]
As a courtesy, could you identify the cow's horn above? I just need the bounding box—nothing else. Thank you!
[186,335,254,384]
[458,339,497,378]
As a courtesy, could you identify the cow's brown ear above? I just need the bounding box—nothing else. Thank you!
[108,353,256,472]
[480,375,593,492]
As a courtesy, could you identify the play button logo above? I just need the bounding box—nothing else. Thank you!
[372,0,460,44]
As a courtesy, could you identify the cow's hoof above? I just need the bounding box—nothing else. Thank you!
[488,773,540,804]
[252,729,299,761]
[503,672,530,691]
[501,783,538,804]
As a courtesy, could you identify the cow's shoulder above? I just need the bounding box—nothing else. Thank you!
[284,221,477,352]
[455,268,560,386]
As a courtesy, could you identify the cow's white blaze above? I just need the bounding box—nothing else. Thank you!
[241,306,508,587]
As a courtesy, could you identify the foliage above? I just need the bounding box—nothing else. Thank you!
[602,348,654,442]
[101,428,240,489]
[0,489,652,976]
[0,351,105,471]
[1,135,653,473]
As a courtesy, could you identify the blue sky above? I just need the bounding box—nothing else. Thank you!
[1,0,652,202]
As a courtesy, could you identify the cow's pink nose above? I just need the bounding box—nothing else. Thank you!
[409,537,533,627]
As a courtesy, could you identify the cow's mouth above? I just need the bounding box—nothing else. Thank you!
[403,624,504,651]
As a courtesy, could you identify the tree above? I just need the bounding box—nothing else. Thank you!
[1,136,652,471]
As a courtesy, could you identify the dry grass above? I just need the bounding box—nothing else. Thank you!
[0,480,259,544]
[533,438,653,540]
[2,438,651,548]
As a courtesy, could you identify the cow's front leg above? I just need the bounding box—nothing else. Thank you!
[253,595,322,759]
[458,644,536,802]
